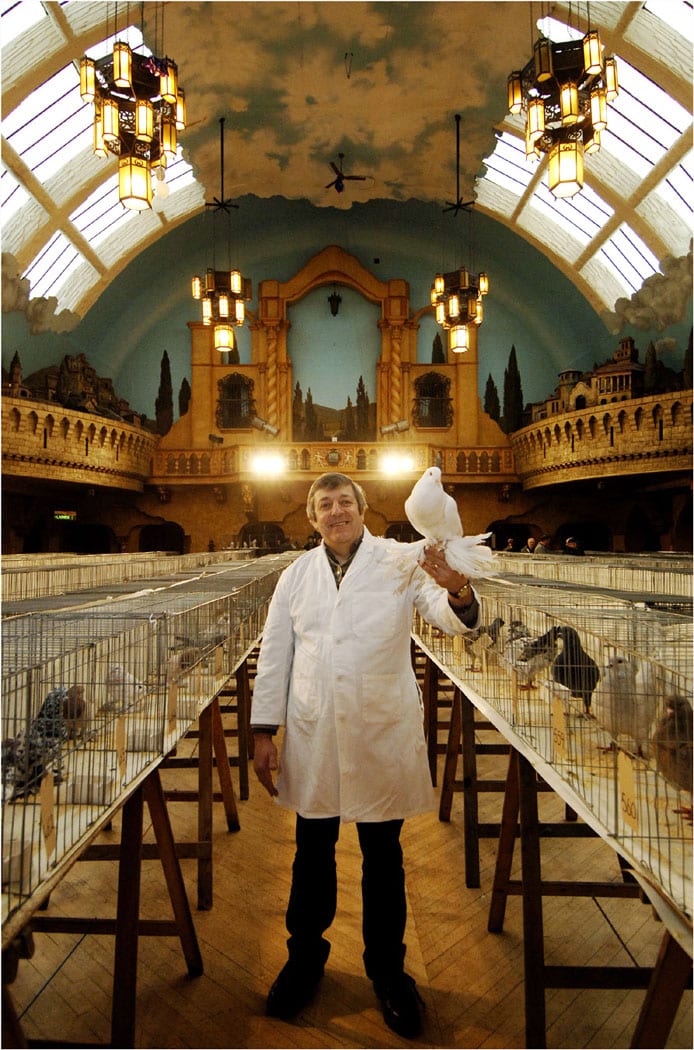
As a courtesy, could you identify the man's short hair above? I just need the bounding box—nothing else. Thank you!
[306,473,368,522]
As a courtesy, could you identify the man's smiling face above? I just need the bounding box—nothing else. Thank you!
[310,483,365,558]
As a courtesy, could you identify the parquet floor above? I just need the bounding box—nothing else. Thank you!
[7,689,693,1050]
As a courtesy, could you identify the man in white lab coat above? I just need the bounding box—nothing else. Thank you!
[251,472,480,1038]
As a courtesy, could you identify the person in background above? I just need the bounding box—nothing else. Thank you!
[535,534,552,553]
[564,535,585,555]
[520,537,537,553]
[250,471,481,1039]
[503,537,517,552]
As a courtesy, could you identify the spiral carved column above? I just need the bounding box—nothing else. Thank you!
[389,324,403,421]
[264,324,279,424]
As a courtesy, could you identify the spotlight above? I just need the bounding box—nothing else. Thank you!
[381,453,416,476]
[250,416,280,436]
[380,420,409,435]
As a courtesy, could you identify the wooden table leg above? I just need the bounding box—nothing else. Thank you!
[488,750,520,933]
[630,931,692,1049]
[235,661,251,798]
[518,752,547,1050]
[460,689,480,889]
[211,697,240,832]
[438,686,461,822]
[143,770,204,978]
[197,703,213,910]
[423,655,439,784]
[111,783,144,1048]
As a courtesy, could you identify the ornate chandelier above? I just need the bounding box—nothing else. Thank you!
[507,15,618,198]
[430,115,489,354]
[191,118,251,353]
[79,14,186,212]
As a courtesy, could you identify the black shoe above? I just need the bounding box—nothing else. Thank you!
[266,959,325,1020]
[374,972,424,1039]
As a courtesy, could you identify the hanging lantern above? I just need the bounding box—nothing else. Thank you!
[234,299,246,325]
[160,60,178,104]
[175,89,187,131]
[548,139,584,199]
[466,296,478,322]
[590,88,608,132]
[527,97,545,144]
[447,293,460,321]
[214,324,235,352]
[604,56,619,100]
[113,42,132,89]
[79,57,96,102]
[135,99,154,142]
[161,117,177,159]
[118,155,152,211]
[435,301,446,325]
[474,298,484,325]
[478,272,489,295]
[560,81,580,125]
[507,71,523,114]
[202,297,213,324]
[191,275,202,299]
[205,268,216,292]
[218,292,230,319]
[533,37,553,81]
[582,30,603,76]
[102,97,119,143]
[583,126,601,155]
[93,103,107,158]
[449,325,470,353]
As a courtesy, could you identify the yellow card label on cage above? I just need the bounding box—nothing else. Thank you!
[215,645,224,674]
[618,750,639,832]
[116,716,127,778]
[39,773,57,857]
[551,695,568,762]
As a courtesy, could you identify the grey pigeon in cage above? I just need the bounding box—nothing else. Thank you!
[592,655,652,757]
[403,466,496,579]
[463,616,505,671]
[175,613,231,651]
[652,695,693,803]
[551,626,600,716]
[3,685,83,799]
[504,624,560,689]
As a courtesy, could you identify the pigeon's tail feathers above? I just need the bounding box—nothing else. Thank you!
[443,534,496,579]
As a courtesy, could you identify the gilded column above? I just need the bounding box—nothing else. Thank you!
[390,324,403,421]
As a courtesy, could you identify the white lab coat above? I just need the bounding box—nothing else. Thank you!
[251,528,479,822]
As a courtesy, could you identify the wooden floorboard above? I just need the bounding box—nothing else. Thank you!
[6,722,692,1049]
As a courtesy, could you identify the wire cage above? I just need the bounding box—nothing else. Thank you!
[1,552,297,927]
[413,575,693,921]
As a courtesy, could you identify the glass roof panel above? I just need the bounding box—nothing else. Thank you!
[0,0,46,47]
[1,163,29,222]
[644,0,694,42]
[23,231,81,301]
[599,224,661,296]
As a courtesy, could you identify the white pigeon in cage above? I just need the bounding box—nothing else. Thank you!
[403,466,496,579]
[102,665,145,713]
[593,655,655,758]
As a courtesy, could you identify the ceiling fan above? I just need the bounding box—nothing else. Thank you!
[326,152,368,193]
[443,113,474,216]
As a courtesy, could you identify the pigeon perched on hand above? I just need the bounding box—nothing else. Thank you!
[404,467,496,579]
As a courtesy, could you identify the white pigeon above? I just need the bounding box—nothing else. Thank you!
[592,655,652,757]
[403,466,496,579]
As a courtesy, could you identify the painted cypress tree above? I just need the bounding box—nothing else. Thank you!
[356,375,370,438]
[304,387,318,439]
[502,344,524,433]
[343,395,356,438]
[643,341,658,393]
[684,328,693,389]
[178,377,191,416]
[155,350,174,435]
[292,381,304,440]
[432,332,445,363]
[484,372,501,422]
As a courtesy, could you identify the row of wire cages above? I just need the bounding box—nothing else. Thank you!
[413,576,693,921]
[1,557,289,922]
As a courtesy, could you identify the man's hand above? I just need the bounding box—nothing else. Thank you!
[253,733,279,797]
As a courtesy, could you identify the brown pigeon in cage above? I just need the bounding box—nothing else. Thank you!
[652,695,693,810]
[3,685,84,799]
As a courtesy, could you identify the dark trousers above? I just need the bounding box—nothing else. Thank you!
[286,814,407,984]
